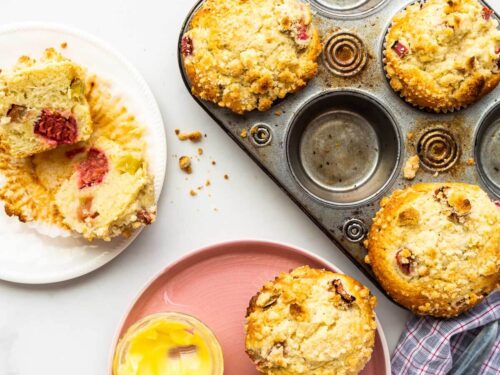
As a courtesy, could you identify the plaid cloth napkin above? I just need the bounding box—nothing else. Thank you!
[392,291,500,375]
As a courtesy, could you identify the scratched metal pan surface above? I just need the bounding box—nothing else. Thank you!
[177,0,500,298]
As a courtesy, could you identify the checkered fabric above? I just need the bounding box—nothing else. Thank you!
[391,291,500,375]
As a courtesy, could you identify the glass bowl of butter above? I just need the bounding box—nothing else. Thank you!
[113,312,224,375]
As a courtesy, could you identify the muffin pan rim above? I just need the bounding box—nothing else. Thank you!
[474,100,500,198]
[309,0,392,19]
[285,89,404,208]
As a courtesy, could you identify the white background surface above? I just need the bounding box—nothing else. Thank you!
[0,0,497,374]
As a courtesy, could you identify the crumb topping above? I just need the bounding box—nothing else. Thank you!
[385,0,500,111]
[245,266,377,375]
[182,0,321,114]
[367,183,500,317]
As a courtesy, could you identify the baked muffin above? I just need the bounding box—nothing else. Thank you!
[0,48,93,157]
[366,183,500,318]
[181,0,322,114]
[36,137,156,241]
[384,0,500,112]
[245,266,377,375]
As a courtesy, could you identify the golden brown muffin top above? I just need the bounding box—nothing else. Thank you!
[385,0,500,112]
[366,183,500,317]
[181,0,322,114]
[245,266,377,375]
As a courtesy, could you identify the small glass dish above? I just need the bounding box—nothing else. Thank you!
[113,312,224,375]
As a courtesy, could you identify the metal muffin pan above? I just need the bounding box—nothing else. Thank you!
[178,0,500,297]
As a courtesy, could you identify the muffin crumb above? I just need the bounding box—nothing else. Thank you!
[240,129,248,138]
[177,130,202,142]
[179,156,192,174]
[403,155,420,180]
[60,42,68,49]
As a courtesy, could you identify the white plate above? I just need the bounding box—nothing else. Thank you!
[0,23,167,284]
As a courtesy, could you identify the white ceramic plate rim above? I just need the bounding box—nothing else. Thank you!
[0,22,167,284]
[109,239,391,375]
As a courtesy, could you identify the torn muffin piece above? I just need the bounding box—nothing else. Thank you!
[0,48,93,157]
[47,137,155,241]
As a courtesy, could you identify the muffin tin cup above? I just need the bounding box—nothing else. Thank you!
[475,102,500,198]
[178,0,500,300]
[286,90,402,208]
[310,0,391,19]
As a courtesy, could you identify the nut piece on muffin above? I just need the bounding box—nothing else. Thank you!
[384,0,500,112]
[245,266,377,375]
[34,137,156,241]
[366,183,500,318]
[0,48,93,157]
[181,0,322,114]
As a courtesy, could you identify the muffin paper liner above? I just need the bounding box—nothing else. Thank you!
[0,76,148,239]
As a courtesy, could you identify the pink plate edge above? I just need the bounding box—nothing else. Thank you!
[108,239,392,374]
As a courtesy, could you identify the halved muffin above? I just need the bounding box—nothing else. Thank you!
[0,48,93,157]
[34,137,156,241]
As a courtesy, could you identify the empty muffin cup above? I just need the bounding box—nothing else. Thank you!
[475,104,500,198]
[310,0,389,18]
[286,91,401,207]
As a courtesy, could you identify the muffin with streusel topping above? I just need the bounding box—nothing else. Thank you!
[384,0,500,112]
[181,0,322,114]
[245,266,377,375]
[366,183,500,317]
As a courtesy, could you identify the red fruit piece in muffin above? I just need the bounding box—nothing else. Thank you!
[482,6,493,20]
[34,109,78,145]
[77,148,109,189]
[181,36,193,57]
[392,41,409,58]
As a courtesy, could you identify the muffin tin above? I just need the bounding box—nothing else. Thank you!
[178,0,500,296]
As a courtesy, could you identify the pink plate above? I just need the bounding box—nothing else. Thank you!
[110,240,391,374]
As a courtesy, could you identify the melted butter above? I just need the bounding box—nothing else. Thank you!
[114,319,215,375]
